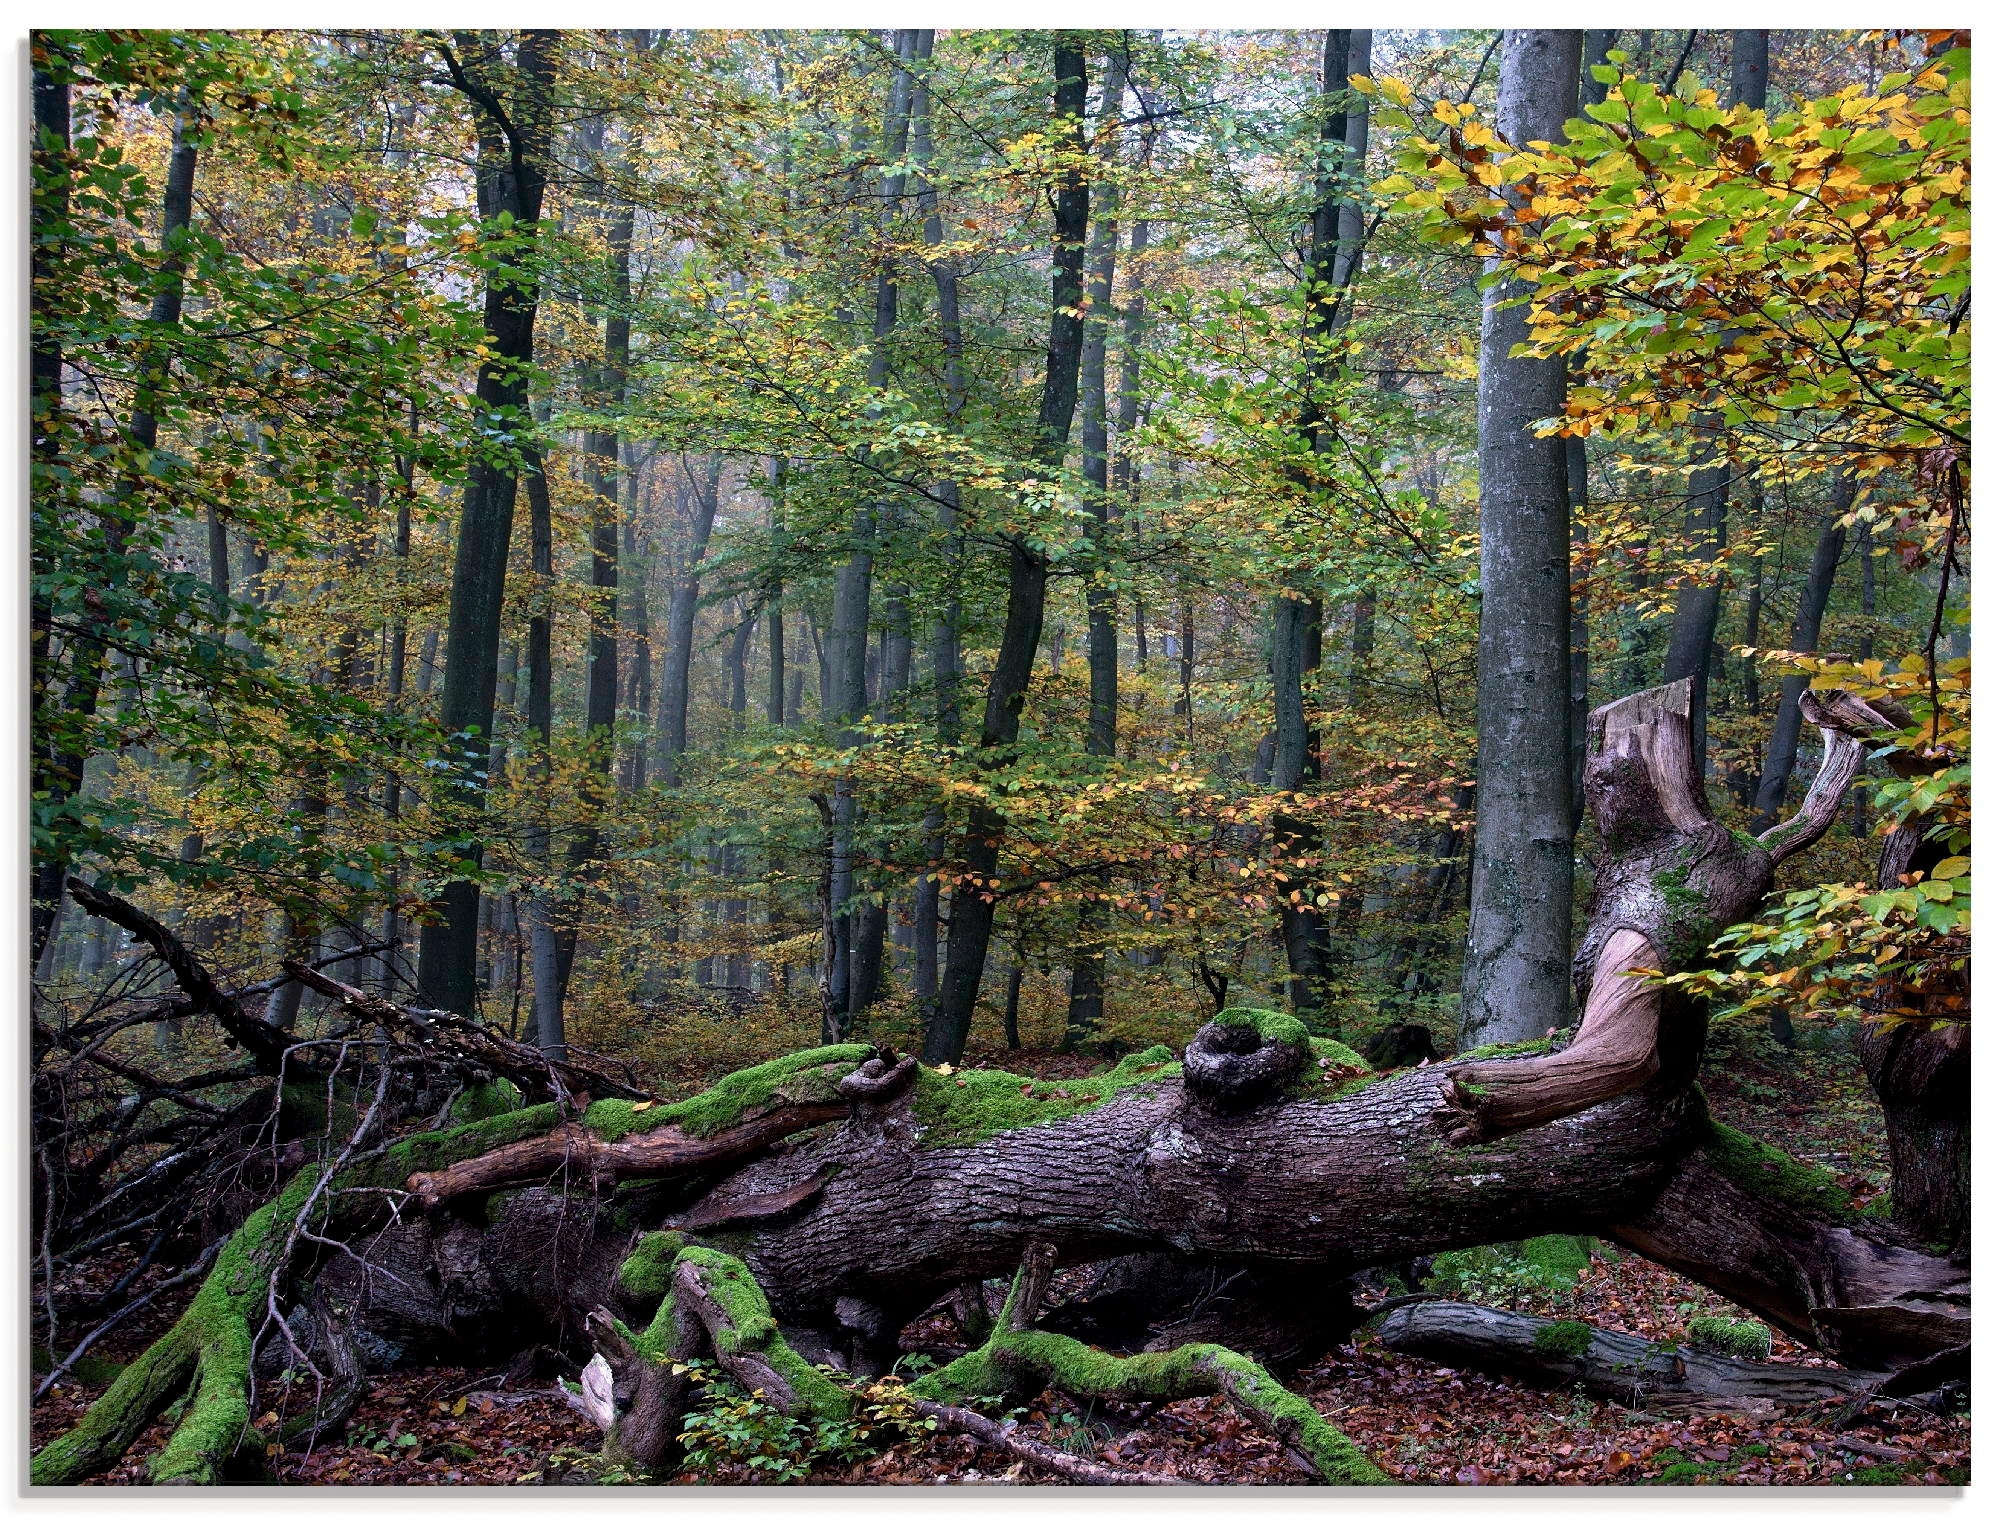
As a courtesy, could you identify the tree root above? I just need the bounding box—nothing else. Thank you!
[909,1242,1389,1485]
[911,1400,1186,1484]
[31,1166,321,1485]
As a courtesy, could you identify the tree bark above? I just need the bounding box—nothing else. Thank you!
[418,32,558,1017]
[1459,30,1580,1049]
[657,455,723,785]
[925,37,1090,1066]
[1751,475,1853,827]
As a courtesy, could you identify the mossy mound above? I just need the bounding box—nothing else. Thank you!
[449,1078,525,1127]
[1687,1314,1772,1361]
[911,1046,1179,1148]
[584,1044,874,1142]
[1212,1006,1310,1051]
[1532,1319,1593,1356]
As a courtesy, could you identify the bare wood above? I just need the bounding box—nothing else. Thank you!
[1757,689,1900,863]
[404,1102,846,1207]
[285,961,649,1105]
[674,1168,830,1231]
[1437,929,1661,1144]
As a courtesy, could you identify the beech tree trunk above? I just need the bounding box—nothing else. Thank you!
[418,32,558,1017]
[1459,30,1581,1049]
[926,37,1090,1065]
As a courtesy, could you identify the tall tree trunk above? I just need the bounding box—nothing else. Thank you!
[1458,30,1580,1050]
[1065,45,1129,1049]
[924,37,1090,1066]
[1751,476,1854,828]
[520,453,565,1058]
[417,32,558,1018]
[658,455,723,785]
[911,28,957,1026]
[621,452,653,790]
[825,31,920,1043]
[764,458,788,727]
[1270,28,1371,1026]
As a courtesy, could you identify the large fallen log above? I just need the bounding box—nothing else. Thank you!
[33,683,1961,1488]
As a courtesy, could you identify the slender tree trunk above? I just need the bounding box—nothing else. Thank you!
[1066,47,1128,1048]
[32,101,196,963]
[765,458,788,727]
[658,456,723,785]
[925,38,1090,1066]
[1459,30,1580,1049]
[1568,434,1591,834]
[520,452,565,1058]
[826,32,920,1043]
[418,32,558,1017]
[1751,477,1854,828]
[621,458,653,790]
[911,28,958,1027]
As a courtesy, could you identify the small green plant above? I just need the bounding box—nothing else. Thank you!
[1687,1315,1772,1361]
[673,1360,937,1483]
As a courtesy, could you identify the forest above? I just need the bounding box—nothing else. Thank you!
[29,26,1969,1487]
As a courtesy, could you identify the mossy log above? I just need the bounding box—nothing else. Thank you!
[34,684,1964,1485]
[1374,1300,1882,1413]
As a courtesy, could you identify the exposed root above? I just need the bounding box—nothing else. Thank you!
[910,1242,1388,1485]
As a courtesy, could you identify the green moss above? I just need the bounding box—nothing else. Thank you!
[1521,1234,1592,1286]
[1703,1122,1853,1223]
[1212,1006,1310,1051]
[34,1168,325,1486]
[909,1046,1178,1149]
[1306,1036,1371,1074]
[675,1247,851,1423]
[1532,1320,1593,1356]
[619,1229,690,1304]
[583,1045,874,1142]
[1687,1315,1772,1361]
[363,1103,561,1188]
[449,1078,524,1127]
[1458,1036,1553,1060]
[916,1330,1385,1485]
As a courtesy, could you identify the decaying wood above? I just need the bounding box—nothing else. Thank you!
[403,1102,847,1208]
[285,962,649,1106]
[913,1400,1187,1485]
[1435,681,1898,1146]
[1375,1300,1884,1412]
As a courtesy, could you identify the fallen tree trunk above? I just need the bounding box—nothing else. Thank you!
[1375,1300,1883,1413]
[33,682,1962,1488]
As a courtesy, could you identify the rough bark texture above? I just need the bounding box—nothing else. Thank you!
[1377,1299,1882,1412]
[36,686,1961,1488]
[1459,29,1582,1049]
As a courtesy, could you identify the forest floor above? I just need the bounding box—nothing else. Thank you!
[31,1017,1968,1486]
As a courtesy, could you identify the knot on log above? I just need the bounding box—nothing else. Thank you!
[838,1050,918,1104]
[1183,1013,1306,1116]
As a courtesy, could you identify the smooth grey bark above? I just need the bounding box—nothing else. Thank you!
[621,451,653,790]
[1752,476,1854,828]
[418,33,557,1017]
[1567,435,1591,834]
[1459,29,1581,1050]
[521,452,565,1058]
[657,455,723,785]
[925,38,1090,1066]
[1730,29,1769,109]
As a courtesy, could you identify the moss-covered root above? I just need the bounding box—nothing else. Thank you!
[912,1244,1388,1486]
[671,1246,853,1425]
[31,1168,320,1486]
